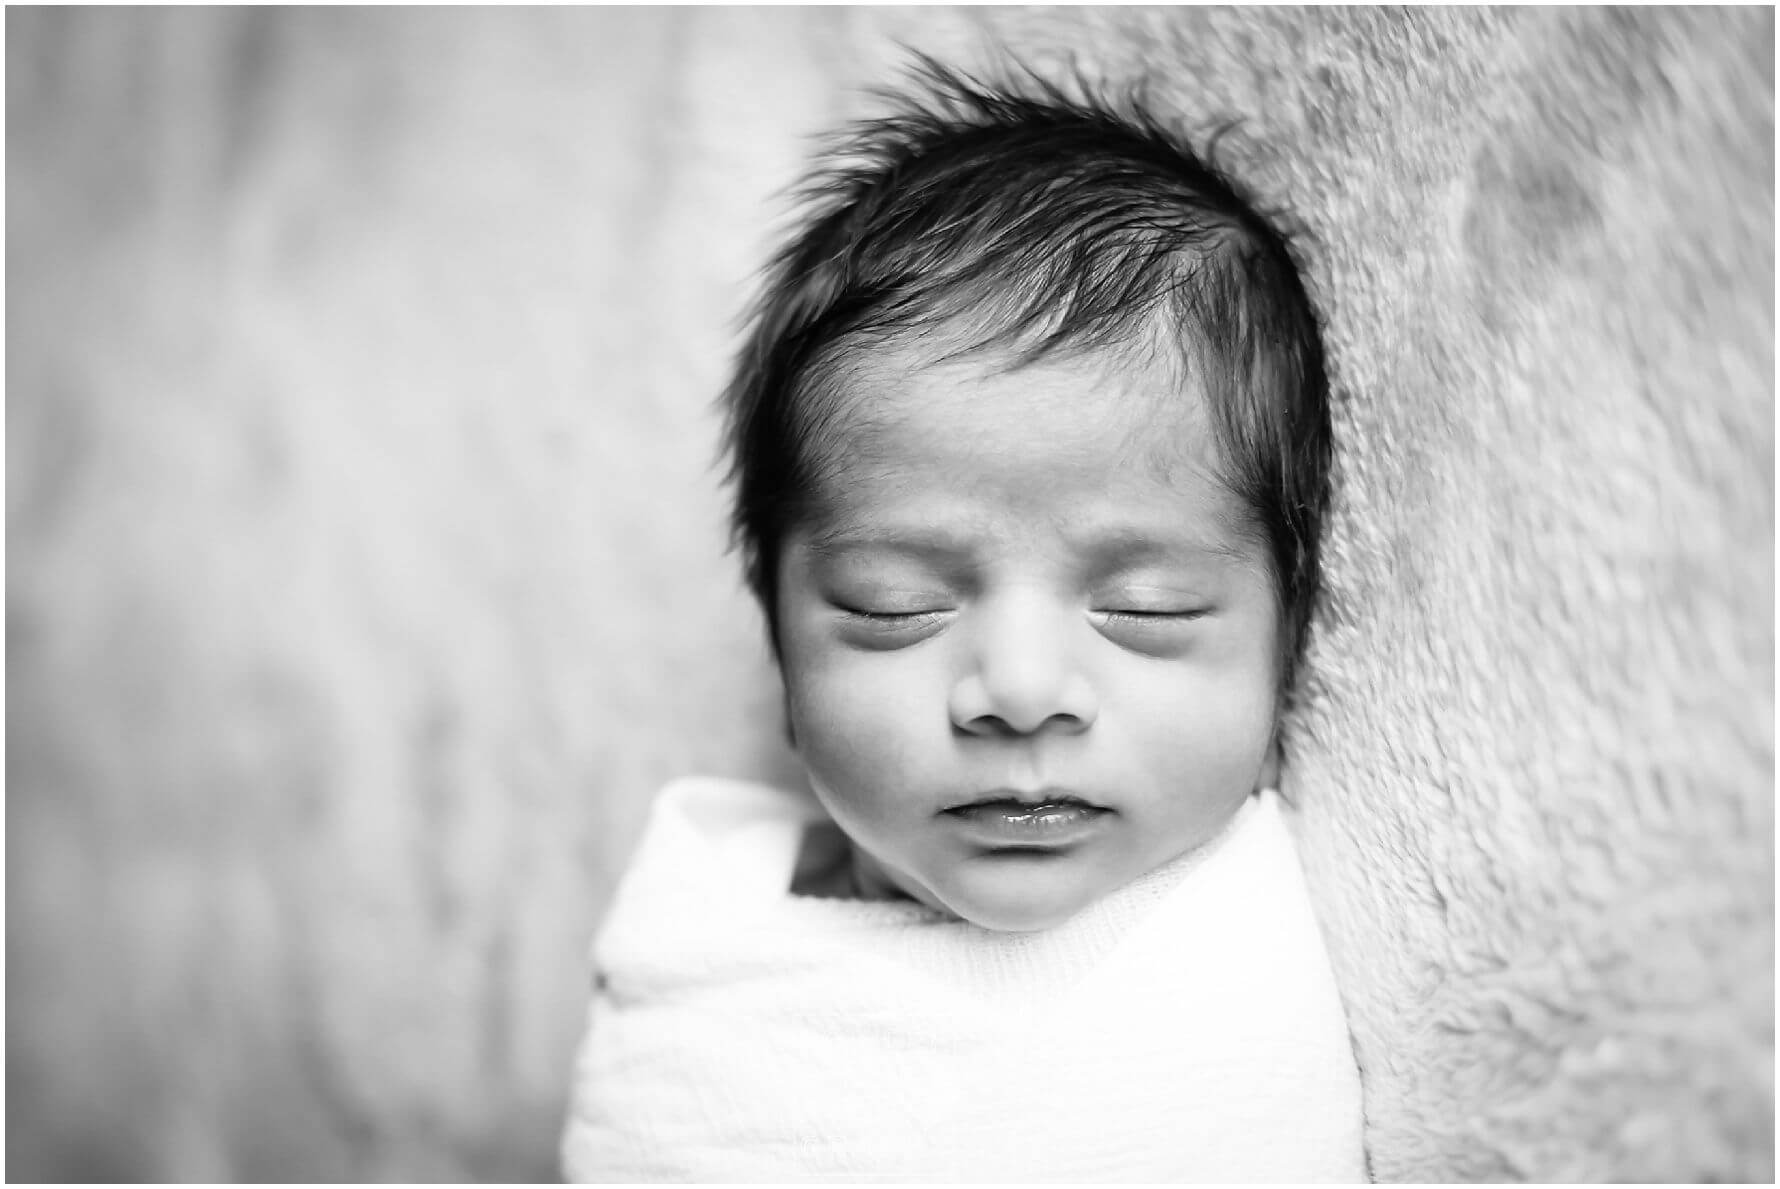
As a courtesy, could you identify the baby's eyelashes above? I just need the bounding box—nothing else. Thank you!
[823,595,1218,657]
[1088,605,1212,657]
[1092,607,1211,620]
[831,603,953,649]
[828,594,954,615]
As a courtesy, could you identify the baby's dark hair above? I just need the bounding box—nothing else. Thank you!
[721,58,1332,698]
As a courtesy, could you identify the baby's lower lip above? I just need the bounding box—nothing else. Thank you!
[941,800,1111,845]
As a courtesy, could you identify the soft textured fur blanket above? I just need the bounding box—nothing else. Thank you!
[9,7,1772,1181]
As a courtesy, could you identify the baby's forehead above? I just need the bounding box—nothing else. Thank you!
[789,341,1267,564]
[808,338,1220,485]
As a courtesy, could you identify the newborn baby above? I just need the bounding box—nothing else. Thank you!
[562,58,1367,1183]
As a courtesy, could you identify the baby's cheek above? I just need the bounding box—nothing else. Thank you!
[796,664,935,804]
[810,677,923,770]
[1127,669,1274,773]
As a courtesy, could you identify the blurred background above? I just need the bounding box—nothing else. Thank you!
[9,7,1773,1182]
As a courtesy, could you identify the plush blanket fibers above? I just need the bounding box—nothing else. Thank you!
[8,7,1771,1181]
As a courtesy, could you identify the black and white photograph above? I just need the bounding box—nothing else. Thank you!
[8,7,1774,1183]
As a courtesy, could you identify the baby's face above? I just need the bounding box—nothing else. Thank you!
[776,346,1281,931]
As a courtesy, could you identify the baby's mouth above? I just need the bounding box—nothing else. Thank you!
[944,789,1107,815]
[940,790,1113,837]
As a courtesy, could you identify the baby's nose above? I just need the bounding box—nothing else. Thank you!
[948,602,1098,737]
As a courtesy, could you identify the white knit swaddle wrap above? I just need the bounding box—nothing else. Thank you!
[562,778,1366,1182]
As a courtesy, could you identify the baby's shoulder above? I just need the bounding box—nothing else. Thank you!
[648,774,822,834]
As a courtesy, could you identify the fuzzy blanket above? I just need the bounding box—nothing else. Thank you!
[9,7,1771,1181]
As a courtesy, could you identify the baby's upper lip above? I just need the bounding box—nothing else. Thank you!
[942,787,1108,813]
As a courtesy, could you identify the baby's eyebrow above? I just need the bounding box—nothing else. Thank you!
[801,526,977,562]
[1081,528,1257,568]
[801,522,1257,569]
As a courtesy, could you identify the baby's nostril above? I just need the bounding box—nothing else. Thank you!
[959,708,1089,738]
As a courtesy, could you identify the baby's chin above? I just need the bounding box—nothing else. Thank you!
[856,847,1118,933]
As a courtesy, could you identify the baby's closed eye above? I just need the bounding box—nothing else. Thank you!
[1089,592,1215,656]
[1091,582,1215,616]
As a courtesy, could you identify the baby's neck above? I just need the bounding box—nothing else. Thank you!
[789,821,912,903]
